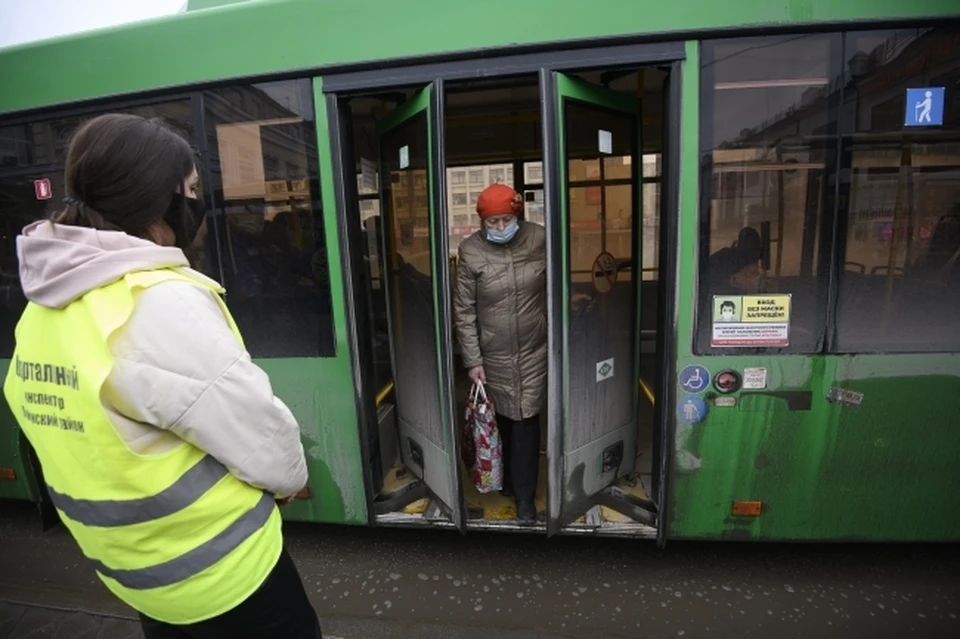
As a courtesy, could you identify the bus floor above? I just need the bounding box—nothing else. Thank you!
[379,372,656,529]
[380,445,653,528]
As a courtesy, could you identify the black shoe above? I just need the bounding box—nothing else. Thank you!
[500,487,514,498]
[517,500,536,524]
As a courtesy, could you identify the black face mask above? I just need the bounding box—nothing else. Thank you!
[164,195,206,248]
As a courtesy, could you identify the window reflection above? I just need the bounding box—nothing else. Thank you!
[698,35,839,353]
[0,172,63,357]
[836,28,960,352]
[203,80,334,357]
[351,157,391,392]
[0,101,194,358]
[564,102,637,287]
[0,102,192,171]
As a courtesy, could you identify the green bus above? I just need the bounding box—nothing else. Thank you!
[1,0,959,544]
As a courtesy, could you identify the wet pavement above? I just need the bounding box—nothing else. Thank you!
[1,601,142,638]
[2,499,959,638]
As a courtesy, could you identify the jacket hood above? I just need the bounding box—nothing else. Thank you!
[17,221,190,309]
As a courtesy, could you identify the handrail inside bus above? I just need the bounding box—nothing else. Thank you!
[375,381,394,407]
[639,378,655,406]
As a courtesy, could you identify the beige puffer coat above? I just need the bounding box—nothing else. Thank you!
[453,221,547,421]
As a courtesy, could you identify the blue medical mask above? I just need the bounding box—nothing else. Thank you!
[486,220,519,244]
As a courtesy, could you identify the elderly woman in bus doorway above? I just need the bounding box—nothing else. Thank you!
[453,183,546,524]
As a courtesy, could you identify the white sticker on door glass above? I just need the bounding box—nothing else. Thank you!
[598,129,612,155]
[399,145,410,169]
[596,358,614,383]
[360,157,377,192]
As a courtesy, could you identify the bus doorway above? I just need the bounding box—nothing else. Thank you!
[333,66,668,536]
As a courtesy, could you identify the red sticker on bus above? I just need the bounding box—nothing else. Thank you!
[34,179,52,200]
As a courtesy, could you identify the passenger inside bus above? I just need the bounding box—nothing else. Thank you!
[707,225,764,293]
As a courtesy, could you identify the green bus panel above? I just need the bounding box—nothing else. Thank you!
[1,0,958,115]
[253,359,367,525]
[0,354,368,525]
[665,41,960,542]
[667,354,960,541]
[0,361,41,501]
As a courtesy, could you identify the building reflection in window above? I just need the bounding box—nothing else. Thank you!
[698,34,840,354]
[204,79,334,358]
[835,28,960,352]
[0,101,194,358]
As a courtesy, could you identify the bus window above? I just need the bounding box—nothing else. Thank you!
[203,80,335,358]
[0,102,195,357]
[696,35,840,354]
[834,28,960,353]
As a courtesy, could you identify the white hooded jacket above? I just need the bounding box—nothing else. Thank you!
[16,221,308,498]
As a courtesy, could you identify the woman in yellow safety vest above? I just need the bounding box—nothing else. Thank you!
[3,113,322,638]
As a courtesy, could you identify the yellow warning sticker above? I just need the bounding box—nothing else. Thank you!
[741,295,791,323]
[712,295,791,347]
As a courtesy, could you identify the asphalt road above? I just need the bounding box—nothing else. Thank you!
[1,499,959,638]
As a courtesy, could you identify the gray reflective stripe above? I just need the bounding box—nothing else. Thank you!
[48,456,228,527]
[91,491,276,590]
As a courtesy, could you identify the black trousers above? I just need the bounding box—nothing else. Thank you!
[140,547,322,639]
[498,413,541,503]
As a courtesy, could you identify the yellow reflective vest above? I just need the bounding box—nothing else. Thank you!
[3,268,283,624]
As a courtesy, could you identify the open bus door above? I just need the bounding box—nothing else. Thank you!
[375,84,466,533]
[545,72,655,536]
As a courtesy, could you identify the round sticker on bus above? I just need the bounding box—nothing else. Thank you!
[677,395,707,424]
[591,251,617,294]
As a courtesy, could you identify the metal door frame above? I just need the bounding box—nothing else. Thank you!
[323,42,685,543]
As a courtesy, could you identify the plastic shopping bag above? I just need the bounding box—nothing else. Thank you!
[463,382,502,494]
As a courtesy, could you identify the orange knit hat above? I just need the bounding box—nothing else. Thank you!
[476,183,523,219]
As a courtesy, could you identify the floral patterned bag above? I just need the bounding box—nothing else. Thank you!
[463,382,502,493]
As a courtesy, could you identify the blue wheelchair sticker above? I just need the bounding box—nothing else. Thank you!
[678,365,710,393]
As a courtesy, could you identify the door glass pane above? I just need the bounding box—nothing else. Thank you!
[565,100,637,450]
[380,113,444,447]
[354,164,391,392]
[697,35,839,354]
[835,28,960,352]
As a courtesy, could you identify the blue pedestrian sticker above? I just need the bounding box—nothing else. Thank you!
[678,365,710,393]
[904,87,945,127]
[677,395,707,424]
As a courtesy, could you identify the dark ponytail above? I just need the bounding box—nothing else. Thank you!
[49,197,121,232]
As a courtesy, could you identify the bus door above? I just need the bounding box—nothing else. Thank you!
[546,73,653,535]
[376,84,466,532]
